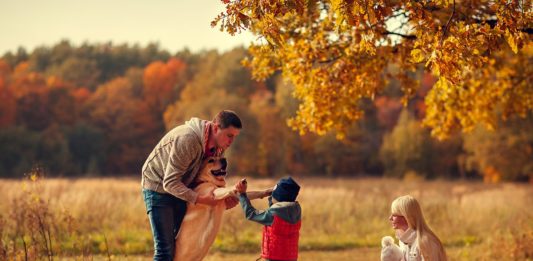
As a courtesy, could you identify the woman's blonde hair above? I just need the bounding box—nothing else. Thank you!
[391,195,447,261]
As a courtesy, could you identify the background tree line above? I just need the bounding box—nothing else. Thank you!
[0,41,531,182]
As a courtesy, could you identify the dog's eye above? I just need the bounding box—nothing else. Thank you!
[208,159,215,163]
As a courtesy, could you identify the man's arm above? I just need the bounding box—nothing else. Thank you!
[162,134,217,205]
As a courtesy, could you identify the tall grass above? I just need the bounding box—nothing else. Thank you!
[0,174,531,260]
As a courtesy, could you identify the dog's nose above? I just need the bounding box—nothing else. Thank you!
[220,158,227,170]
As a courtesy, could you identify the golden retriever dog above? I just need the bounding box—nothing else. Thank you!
[173,156,266,261]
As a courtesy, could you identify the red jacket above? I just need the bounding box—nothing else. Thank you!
[261,215,301,260]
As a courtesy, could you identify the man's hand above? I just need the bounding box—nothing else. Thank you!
[235,178,248,193]
[224,196,239,210]
[195,193,219,206]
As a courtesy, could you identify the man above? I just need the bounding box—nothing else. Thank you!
[141,110,242,261]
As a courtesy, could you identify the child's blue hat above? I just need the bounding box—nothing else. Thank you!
[272,177,300,202]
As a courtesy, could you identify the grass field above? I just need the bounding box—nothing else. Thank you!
[0,176,532,260]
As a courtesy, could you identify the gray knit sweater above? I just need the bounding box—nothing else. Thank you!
[141,117,208,203]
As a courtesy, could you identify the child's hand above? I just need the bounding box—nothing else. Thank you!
[262,187,273,198]
[235,178,247,193]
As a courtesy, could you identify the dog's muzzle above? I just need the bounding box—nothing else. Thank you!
[211,169,227,177]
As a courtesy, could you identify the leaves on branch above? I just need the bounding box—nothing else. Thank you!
[214,0,532,139]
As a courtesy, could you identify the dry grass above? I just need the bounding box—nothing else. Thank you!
[0,176,532,260]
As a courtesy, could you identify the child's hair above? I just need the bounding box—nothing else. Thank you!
[272,177,300,202]
[391,195,447,260]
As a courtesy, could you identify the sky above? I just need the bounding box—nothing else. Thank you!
[0,0,256,55]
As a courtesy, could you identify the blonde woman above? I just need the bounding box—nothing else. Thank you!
[381,195,447,261]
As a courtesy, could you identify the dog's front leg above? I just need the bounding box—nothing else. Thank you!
[213,187,236,200]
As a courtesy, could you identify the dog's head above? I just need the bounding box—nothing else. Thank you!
[196,156,228,187]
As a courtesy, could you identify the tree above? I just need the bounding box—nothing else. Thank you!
[379,109,432,178]
[36,124,75,175]
[1,47,28,67]
[47,84,77,126]
[463,116,533,182]
[86,77,159,174]
[314,124,381,176]
[249,86,286,176]
[0,60,16,127]
[66,123,105,175]
[0,127,40,177]
[47,57,101,90]
[374,96,402,131]
[273,76,322,175]
[143,58,186,113]
[15,88,51,132]
[214,0,532,139]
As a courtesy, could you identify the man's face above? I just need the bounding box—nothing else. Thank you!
[213,125,240,150]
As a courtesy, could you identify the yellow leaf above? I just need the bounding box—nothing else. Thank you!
[411,49,425,63]
[505,30,518,54]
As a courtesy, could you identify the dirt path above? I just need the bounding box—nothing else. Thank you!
[205,248,380,260]
[92,248,380,261]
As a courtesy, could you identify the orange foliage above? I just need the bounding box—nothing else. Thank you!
[48,86,77,125]
[46,76,74,90]
[419,72,437,97]
[13,61,29,76]
[483,166,502,184]
[374,96,402,130]
[413,100,427,119]
[0,83,16,127]
[71,88,92,104]
[0,60,8,91]
[10,62,48,98]
[87,77,160,173]
[0,59,11,77]
[143,58,186,111]
[215,0,531,139]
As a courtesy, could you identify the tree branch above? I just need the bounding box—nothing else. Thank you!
[317,56,343,64]
[471,18,532,34]
[441,0,456,44]
[383,31,417,40]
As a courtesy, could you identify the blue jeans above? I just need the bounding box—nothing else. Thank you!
[143,189,187,261]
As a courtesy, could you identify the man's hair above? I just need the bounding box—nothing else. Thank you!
[213,110,242,129]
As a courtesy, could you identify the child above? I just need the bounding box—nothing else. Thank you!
[235,177,302,261]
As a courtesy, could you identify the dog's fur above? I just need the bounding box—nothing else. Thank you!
[173,156,234,261]
[173,156,266,261]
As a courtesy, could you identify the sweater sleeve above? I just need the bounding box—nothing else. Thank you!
[162,133,201,203]
[239,193,274,226]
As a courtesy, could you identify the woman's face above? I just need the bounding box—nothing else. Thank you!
[389,213,409,231]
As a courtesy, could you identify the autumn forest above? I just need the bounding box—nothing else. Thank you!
[0,40,531,182]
